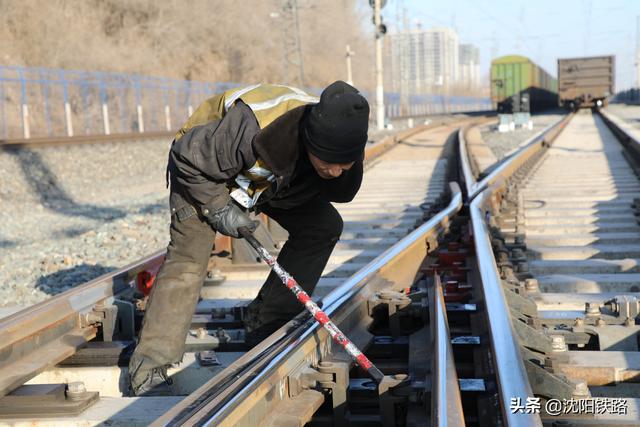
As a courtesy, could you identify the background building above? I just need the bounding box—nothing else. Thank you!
[386,27,469,94]
[423,27,459,91]
[459,43,481,90]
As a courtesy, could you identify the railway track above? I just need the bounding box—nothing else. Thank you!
[2,109,638,426]
[0,116,476,425]
[475,109,640,426]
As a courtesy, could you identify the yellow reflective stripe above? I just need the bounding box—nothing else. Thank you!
[277,84,311,96]
[248,93,318,111]
[230,84,316,128]
[223,84,261,110]
[238,85,300,104]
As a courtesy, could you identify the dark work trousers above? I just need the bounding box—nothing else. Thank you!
[129,207,215,377]
[246,198,343,330]
[129,196,343,377]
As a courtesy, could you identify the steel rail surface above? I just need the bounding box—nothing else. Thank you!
[470,192,540,427]
[457,125,477,198]
[599,108,640,154]
[0,250,165,397]
[0,130,175,149]
[430,274,465,427]
[155,182,463,426]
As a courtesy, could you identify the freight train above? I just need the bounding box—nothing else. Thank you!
[490,55,558,113]
[557,56,615,109]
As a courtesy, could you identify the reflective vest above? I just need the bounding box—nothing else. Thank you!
[176,84,319,208]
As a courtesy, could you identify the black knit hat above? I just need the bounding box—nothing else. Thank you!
[303,81,370,163]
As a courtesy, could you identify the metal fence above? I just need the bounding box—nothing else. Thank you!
[0,65,491,140]
[613,88,640,105]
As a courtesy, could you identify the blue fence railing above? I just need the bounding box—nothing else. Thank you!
[0,65,491,139]
[613,89,640,105]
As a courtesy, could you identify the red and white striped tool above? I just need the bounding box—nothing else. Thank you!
[238,226,385,384]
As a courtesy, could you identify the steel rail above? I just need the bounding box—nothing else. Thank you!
[457,125,477,198]
[430,274,465,427]
[470,191,540,427]
[464,114,574,426]
[155,182,463,426]
[0,250,165,397]
[364,122,440,162]
[363,115,488,165]
[464,109,640,425]
[599,108,640,155]
[0,130,175,149]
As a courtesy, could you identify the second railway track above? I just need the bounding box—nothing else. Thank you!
[3,109,640,426]
[482,109,640,426]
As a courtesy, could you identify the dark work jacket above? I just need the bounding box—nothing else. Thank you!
[167,101,363,217]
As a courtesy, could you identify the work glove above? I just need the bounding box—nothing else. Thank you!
[203,200,257,238]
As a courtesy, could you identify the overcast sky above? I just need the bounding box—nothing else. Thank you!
[379,0,639,90]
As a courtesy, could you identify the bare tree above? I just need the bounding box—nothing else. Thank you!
[0,0,374,90]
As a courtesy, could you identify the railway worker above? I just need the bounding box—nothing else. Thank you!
[128,81,370,395]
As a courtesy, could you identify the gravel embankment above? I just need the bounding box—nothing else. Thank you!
[480,111,565,160]
[0,138,172,307]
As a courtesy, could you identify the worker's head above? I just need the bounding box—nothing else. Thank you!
[303,81,369,179]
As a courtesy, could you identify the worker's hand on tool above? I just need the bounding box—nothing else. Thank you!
[204,201,257,238]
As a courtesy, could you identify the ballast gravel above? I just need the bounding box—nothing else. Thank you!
[480,111,565,161]
[0,137,173,308]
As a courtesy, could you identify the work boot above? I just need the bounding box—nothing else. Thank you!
[128,363,173,396]
[243,297,264,334]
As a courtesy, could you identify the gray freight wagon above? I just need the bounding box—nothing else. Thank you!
[558,56,615,109]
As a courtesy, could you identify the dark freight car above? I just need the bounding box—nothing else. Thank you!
[558,56,615,109]
[491,55,558,113]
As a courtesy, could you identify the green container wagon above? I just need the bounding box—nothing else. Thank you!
[491,55,558,113]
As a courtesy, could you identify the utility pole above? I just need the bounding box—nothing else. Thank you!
[278,1,305,87]
[291,0,305,87]
[373,0,385,130]
[345,45,354,85]
[399,6,409,117]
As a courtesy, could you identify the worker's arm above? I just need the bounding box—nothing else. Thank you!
[320,156,363,203]
[169,101,258,214]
